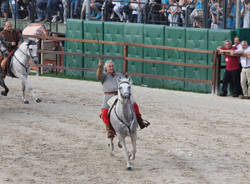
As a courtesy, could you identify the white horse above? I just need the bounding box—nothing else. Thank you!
[0,39,41,104]
[109,76,138,170]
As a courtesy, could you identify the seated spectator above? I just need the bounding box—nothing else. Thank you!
[217,40,242,97]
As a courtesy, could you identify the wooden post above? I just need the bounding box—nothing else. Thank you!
[37,39,42,76]
[212,50,217,94]
[123,44,128,74]
[40,40,44,75]
[216,54,222,95]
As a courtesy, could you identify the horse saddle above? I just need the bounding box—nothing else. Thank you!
[108,96,118,119]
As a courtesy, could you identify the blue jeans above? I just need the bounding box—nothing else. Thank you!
[11,3,20,19]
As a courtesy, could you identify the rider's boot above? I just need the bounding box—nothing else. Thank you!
[133,103,150,129]
[101,108,115,138]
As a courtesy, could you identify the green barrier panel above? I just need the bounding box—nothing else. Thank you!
[185,28,209,92]
[236,28,250,44]
[208,29,236,92]
[64,19,84,77]
[164,27,185,90]
[143,24,164,88]
[124,23,144,85]
[83,21,103,80]
[103,22,124,72]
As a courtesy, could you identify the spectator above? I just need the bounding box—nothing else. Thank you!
[185,0,196,26]
[233,41,250,99]
[190,0,204,27]
[1,0,11,20]
[167,0,181,27]
[217,40,242,97]
[227,0,237,29]
[178,0,187,26]
[90,0,103,19]
[71,0,82,18]
[46,0,63,22]
[113,0,130,22]
[130,0,138,22]
[233,36,242,50]
[241,0,250,28]
[148,0,162,24]
[36,0,47,21]
[210,0,220,28]
[137,0,148,23]
[62,0,68,23]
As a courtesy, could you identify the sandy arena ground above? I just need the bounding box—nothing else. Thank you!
[0,76,250,184]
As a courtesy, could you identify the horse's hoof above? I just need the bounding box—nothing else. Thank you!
[36,98,42,103]
[24,100,29,104]
[1,91,7,96]
[126,167,132,171]
[118,141,122,148]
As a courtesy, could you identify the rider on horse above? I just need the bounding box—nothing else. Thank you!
[0,21,20,77]
[97,59,150,138]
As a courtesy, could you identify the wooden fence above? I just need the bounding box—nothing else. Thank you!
[23,34,220,94]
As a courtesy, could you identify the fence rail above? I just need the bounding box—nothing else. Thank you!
[24,34,218,93]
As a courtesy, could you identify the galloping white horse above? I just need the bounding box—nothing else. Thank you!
[109,76,138,170]
[0,39,41,104]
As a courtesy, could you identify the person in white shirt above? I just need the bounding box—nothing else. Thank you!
[233,41,250,98]
[241,0,250,28]
[233,36,242,50]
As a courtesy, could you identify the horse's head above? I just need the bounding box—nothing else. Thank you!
[117,76,132,103]
[0,35,9,57]
[25,39,39,64]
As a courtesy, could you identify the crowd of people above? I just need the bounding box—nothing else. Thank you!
[0,0,249,28]
[217,37,250,99]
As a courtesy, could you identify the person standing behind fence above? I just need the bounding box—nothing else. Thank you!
[233,36,242,50]
[241,0,250,28]
[217,40,242,97]
[190,0,204,27]
[233,41,250,99]
[167,0,181,26]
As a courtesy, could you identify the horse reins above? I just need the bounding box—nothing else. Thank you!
[13,42,37,73]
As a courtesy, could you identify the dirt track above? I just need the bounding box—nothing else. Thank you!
[0,76,250,184]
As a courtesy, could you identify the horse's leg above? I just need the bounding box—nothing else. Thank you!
[21,80,29,104]
[20,76,41,103]
[0,78,9,96]
[130,133,137,160]
[118,135,132,170]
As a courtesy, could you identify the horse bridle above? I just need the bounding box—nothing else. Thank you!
[13,41,38,72]
[27,41,38,60]
[118,81,131,100]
